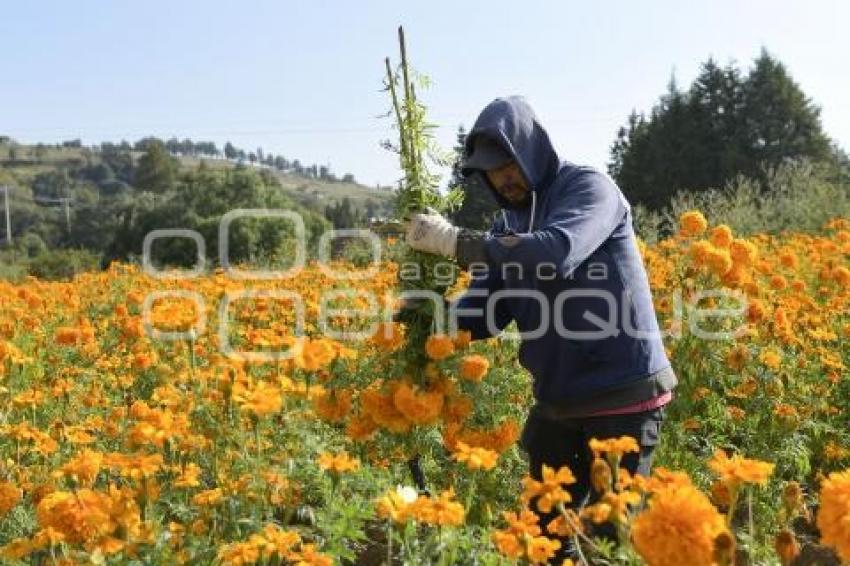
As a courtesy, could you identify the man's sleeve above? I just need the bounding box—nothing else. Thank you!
[481,170,627,277]
[450,266,513,340]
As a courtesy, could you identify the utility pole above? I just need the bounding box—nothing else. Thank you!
[34,196,74,234]
[1,185,10,246]
[60,197,71,233]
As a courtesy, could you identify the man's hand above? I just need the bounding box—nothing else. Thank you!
[405,212,459,258]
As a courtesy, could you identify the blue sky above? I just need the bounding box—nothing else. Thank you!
[2,0,848,187]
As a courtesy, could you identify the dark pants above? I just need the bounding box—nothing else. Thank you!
[519,406,666,560]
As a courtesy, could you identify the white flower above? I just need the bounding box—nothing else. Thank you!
[395,484,418,504]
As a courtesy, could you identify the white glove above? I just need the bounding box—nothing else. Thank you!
[405,212,459,257]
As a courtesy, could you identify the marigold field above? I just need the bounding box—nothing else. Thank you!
[1,212,849,565]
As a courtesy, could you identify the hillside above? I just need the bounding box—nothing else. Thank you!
[0,140,395,216]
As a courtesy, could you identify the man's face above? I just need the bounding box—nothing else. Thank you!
[485,160,530,206]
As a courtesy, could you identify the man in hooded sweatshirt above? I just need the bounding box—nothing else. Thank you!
[404,96,677,549]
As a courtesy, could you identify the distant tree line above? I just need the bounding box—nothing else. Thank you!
[0,135,358,185]
[446,49,846,231]
[608,49,841,210]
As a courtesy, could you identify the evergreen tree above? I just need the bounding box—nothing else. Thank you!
[609,50,834,209]
[134,141,178,193]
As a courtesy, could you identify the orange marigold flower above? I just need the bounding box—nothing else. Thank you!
[730,238,758,266]
[458,354,490,382]
[521,465,576,514]
[192,488,225,506]
[709,224,733,248]
[770,274,788,291]
[453,330,472,349]
[589,436,640,459]
[452,441,499,471]
[759,348,782,370]
[425,334,455,360]
[833,266,850,287]
[816,470,850,562]
[708,449,774,490]
[370,322,405,352]
[295,338,336,371]
[0,482,22,517]
[632,483,728,566]
[725,344,750,371]
[317,451,360,474]
[392,381,444,425]
[409,489,465,526]
[526,535,561,564]
[679,210,708,237]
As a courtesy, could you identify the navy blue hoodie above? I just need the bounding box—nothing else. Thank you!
[451,96,676,412]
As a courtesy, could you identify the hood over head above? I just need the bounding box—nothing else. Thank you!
[461,96,561,209]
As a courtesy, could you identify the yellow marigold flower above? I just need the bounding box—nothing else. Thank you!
[632,483,728,566]
[376,485,417,524]
[708,449,774,490]
[817,470,850,562]
[425,334,455,360]
[458,354,490,382]
[0,482,22,517]
[709,224,733,248]
[521,465,576,514]
[452,441,499,471]
[759,348,782,370]
[679,210,708,237]
[589,436,640,458]
[317,451,360,474]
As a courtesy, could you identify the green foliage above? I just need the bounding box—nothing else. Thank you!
[134,140,178,193]
[25,248,101,280]
[610,50,834,209]
[631,159,850,244]
[383,28,460,219]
